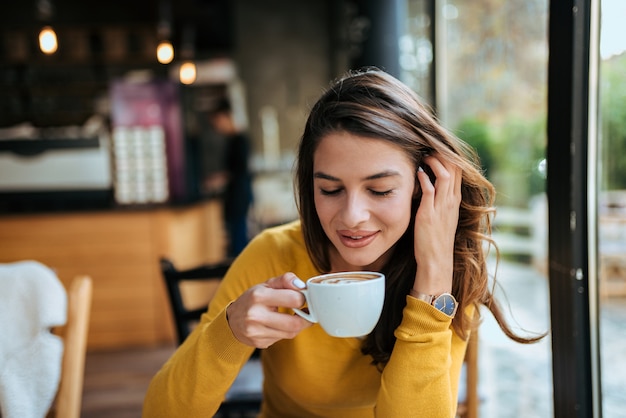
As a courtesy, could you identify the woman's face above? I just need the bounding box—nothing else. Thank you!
[313,131,416,272]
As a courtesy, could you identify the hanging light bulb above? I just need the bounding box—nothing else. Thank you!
[39,26,58,54]
[156,0,174,64]
[179,61,197,84]
[156,40,174,64]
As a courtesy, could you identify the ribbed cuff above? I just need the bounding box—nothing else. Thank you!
[395,296,452,340]
[201,303,256,363]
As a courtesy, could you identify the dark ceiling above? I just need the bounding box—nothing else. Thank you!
[0,0,233,54]
[0,0,234,128]
[1,0,159,26]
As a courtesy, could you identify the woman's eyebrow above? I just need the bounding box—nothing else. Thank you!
[313,170,400,181]
[314,172,340,181]
[365,170,400,180]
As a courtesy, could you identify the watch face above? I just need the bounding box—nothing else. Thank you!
[433,293,457,317]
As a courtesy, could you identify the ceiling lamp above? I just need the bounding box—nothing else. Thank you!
[179,62,197,84]
[156,0,174,64]
[38,26,58,54]
[36,0,57,55]
[156,41,174,64]
[178,23,197,84]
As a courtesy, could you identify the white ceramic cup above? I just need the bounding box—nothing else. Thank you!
[292,271,385,338]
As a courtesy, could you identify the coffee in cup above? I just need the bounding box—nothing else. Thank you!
[292,271,385,338]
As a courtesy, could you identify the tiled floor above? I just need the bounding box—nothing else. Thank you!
[479,260,626,418]
[599,298,626,418]
[478,260,553,417]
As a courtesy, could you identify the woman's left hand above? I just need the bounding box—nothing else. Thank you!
[412,154,462,295]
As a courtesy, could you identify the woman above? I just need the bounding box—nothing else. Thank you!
[143,68,541,417]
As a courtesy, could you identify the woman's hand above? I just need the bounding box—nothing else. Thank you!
[226,273,313,349]
[412,155,462,295]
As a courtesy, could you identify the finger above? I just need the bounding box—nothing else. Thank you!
[241,307,312,348]
[417,166,435,195]
[453,164,462,198]
[265,272,307,291]
[248,280,306,310]
[260,310,313,338]
[437,158,462,203]
[422,155,462,203]
[423,155,452,191]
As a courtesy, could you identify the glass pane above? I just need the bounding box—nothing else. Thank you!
[598,0,626,415]
[419,1,553,416]
[401,0,435,104]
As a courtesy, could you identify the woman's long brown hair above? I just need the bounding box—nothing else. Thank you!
[295,68,544,366]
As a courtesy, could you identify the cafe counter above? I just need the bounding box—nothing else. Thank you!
[0,199,226,350]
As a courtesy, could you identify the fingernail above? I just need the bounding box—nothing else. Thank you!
[293,278,306,289]
[418,166,425,172]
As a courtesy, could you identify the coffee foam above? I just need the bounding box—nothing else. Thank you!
[313,277,368,284]
[309,273,380,285]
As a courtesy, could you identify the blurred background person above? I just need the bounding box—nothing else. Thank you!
[205,98,254,258]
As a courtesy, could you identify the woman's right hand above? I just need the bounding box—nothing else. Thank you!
[226,272,313,349]
[412,154,462,295]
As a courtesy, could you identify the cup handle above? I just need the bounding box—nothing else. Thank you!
[292,289,317,323]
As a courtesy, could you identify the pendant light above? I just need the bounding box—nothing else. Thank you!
[156,0,174,64]
[178,24,196,84]
[179,62,197,84]
[37,0,57,55]
[157,40,174,64]
[39,26,58,54]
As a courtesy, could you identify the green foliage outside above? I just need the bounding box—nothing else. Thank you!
[455,116,546,207]
[439,1,626,205]
[455,47,625,205]
[455,118,494,178]
[442,0,548,209]
[600,53,626,191]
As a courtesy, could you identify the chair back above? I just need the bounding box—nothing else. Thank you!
[0,261,91,418]
[159,257,263,416]
[49,275,93,418]
[457,330,479,418]
[160,257,231,345]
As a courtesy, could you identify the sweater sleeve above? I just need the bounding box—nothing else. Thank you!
[375,297,470,418]
[142,305,256,417]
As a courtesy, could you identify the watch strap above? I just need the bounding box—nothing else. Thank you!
[409,289,435,304]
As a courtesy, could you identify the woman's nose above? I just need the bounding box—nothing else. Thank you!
[341,193,370,227]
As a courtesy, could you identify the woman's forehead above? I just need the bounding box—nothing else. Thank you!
[313,132,415,173]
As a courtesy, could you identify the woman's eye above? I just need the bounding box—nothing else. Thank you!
[320,188,342,196]
[371,189,393,197]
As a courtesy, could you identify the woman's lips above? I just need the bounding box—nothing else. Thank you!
[337,230,378,248]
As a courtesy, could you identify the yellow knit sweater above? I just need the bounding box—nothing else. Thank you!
[143,221,469,417]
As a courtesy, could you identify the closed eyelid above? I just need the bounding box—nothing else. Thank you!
[371,189,394,196]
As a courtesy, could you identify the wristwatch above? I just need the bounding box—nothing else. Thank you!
[410,290,458,318]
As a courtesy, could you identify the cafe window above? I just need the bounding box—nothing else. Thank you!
[402,0,626,416]
[597,0,626,415]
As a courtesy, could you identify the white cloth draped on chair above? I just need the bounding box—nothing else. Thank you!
[0,260,67,418]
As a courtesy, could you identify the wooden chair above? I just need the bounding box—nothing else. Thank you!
[0,261,92,418]
[48,275,93,418]
[456,329,479,418]
[159,257,263,417]
[160,258,231,345]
